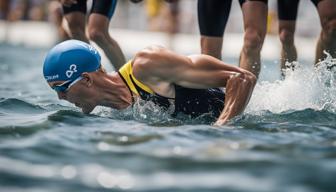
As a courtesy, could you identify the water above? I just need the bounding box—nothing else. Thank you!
[0,44,336,192]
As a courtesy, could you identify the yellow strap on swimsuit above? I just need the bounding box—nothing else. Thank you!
[118,60,154,95]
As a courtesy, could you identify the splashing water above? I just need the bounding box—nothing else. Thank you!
[247,51,336,114]
[2,45,336,192]
[93,52,336,124]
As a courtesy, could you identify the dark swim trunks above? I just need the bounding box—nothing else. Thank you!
[131,79,225,119]
[118,61,225,119]
[198,0,268,37]
[62,0,117,19]
[278,0,320,20]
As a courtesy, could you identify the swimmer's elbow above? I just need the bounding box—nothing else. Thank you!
[134,46,168,69]
[136,45,165,58]
[133,49,158,72]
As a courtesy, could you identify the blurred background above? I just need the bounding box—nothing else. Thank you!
[0,0,322,62]
[1,2,336,192]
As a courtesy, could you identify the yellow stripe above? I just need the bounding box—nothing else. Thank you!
[118,60,154,95]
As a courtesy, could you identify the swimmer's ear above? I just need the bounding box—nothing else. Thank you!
[81,72,93,87]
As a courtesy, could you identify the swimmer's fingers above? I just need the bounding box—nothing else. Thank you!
[59,0,77,7]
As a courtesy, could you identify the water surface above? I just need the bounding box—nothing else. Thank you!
[0,44,336,192]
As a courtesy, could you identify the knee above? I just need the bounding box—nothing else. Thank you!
[66,21,84,36]
[243,30,264,53]
[88,28,106,43]
[279,29,295,45]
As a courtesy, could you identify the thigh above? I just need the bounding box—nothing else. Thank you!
[62,0,87,15]
[241,0,268,35]
[239,0,268,7]
[90,0,117,20]
[277,0,300,21]
[315,0,336,27]
[87,13,110,31]
[197,0,232,37]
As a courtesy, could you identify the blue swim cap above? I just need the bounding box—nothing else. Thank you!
[43,40,101,82]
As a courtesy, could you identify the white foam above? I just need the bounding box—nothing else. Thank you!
[247,51,336,114]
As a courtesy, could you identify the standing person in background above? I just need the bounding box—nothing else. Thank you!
[27,0,46,21]
[278,0,336,76]
[166,0,179,34]
[145,0,164,31]
[59,0,125,70]
[198,0,268,78]
[49,1,69,42]
[7,0,29,21]
[145,0,179,33]
[0,0,10,20]
[7,0,45,21]
[131,0,180,50]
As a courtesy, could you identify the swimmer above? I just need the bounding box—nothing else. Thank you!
[59,0,125,70]
[278,0,336,75]
[43,40,256,126]
[198,0,268,78]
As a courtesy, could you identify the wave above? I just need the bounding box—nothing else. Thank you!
[0,120,51,137]
[0,98,46,114]
[0,99,52,137]
[0,99,90,137]
[47,109,114,126]
[92,130,163,146]
[241,109,336,126]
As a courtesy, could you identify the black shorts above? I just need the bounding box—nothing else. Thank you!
[278,0,320,20]
[62,0,117,19]
[198,0,268,37]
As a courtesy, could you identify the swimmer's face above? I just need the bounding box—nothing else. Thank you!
[48,75,97,114]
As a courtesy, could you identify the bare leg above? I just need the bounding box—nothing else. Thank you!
[48,1,69,42]
[200,36,223,59]
[315,0,336,64]
[87,13,126,70]
[240,1,267,78]
[279,20,297,75]
[64,12,88,43]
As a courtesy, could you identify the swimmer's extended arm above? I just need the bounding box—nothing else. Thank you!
[133,46,256,125]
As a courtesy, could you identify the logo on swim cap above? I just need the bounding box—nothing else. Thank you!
[43,40,101,82]
[45,74,59,81]
[66,64,78,78]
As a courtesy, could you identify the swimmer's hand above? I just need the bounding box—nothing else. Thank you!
[215,72,256,127]
[59,0,78,7]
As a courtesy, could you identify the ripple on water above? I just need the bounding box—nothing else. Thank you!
[0,98,46,114]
